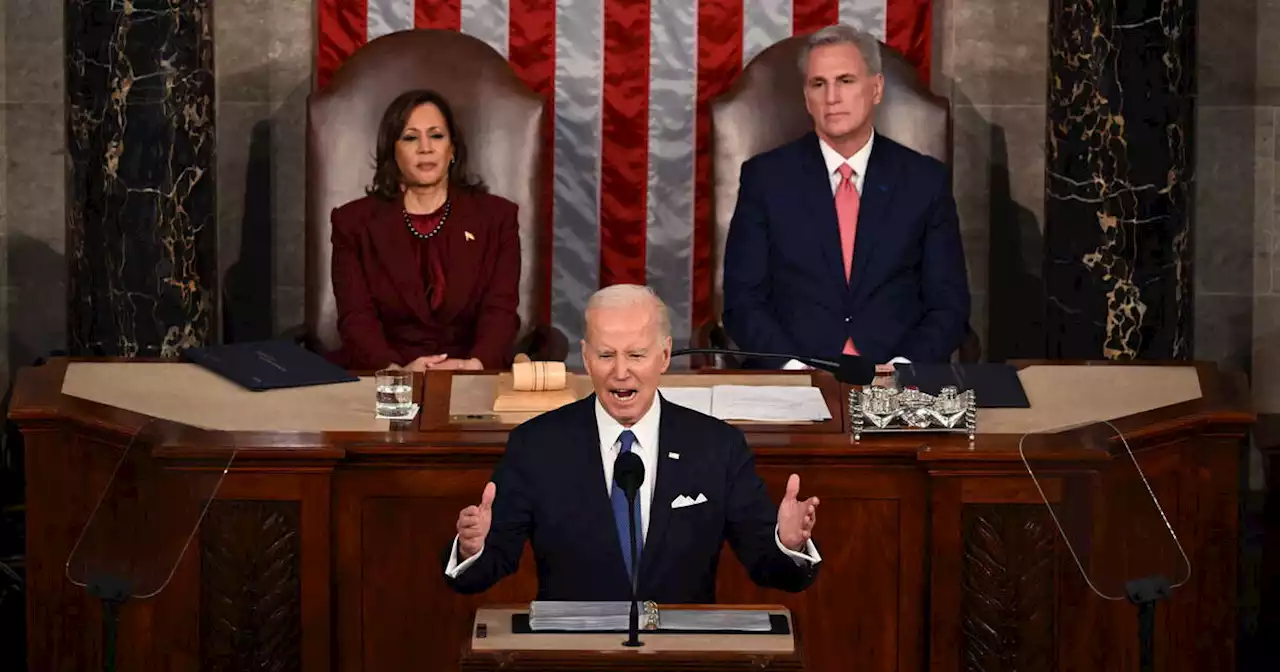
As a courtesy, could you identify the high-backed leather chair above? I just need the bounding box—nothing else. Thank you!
[697,35,980,364]
[306,29,566,361]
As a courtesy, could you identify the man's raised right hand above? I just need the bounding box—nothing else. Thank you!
[457,481,496,560]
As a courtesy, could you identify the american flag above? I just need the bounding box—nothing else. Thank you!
[316,0,934,347]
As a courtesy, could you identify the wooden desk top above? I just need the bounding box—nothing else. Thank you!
[7,358,1255,465]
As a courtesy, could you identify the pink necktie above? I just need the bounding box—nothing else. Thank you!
[835,164,860,355]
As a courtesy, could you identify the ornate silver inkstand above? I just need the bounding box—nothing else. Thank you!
[849,377,977,442]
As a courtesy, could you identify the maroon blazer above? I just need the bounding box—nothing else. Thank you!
[326,189,521,370]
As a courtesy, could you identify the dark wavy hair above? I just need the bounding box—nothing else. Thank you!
[366,89,487,200]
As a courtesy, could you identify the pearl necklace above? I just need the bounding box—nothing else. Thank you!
[403,200,451,241]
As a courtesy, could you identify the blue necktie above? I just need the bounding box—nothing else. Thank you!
[611,430,643,579]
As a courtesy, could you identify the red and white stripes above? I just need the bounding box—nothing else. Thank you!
[316,0,933,346]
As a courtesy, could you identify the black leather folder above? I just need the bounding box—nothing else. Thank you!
[181,340,358,391]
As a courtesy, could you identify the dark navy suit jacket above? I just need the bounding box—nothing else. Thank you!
[722,132,970,365]
[442,395,818,602]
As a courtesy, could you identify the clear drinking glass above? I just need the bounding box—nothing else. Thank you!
[374,369,414,418]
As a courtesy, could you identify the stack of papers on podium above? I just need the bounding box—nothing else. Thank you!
[527,601,773,632]
[528,601,637,631]
[660,609,772,632]
[658,385,831,422]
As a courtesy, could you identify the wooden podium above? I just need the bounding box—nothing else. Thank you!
[460,605,803,671]
[9,359,1254,671]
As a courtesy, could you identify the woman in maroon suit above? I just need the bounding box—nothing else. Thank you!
[328,90,521,371]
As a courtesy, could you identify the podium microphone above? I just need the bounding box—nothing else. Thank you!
[613,451,646,648]
[670,347,877,385]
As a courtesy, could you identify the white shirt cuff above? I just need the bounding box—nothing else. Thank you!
[782,358,813,370]
[774,525,822,566]
[444,534,484,578]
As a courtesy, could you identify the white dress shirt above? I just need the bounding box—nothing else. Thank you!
[784,130,909,370]
[819,130,874,195]
[446,396,821,578]
[593,395,661,543]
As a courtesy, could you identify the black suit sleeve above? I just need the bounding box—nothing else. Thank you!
[896,165,971,362]
[722,429,818,593]
[721,158,803,358]
[442,428,536,594]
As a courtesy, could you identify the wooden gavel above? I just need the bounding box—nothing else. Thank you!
[511,354,567,392]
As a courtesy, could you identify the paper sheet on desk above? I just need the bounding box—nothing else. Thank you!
[709,385,832,422]
[659,387,713,415]
[660,609,773,632]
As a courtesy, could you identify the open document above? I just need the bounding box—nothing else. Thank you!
[658,385,831,422]
[656,387,713,415]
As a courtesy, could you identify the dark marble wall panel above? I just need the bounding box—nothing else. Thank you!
[216,102,276,343]
[1197,0,1258,106]
[4,1,68,382]
[1195,107,1263,297]
[0,3,7,104]
[64,0,216,356]
[1195,293,1252,376]
[1256,0,1280,106]
[951,104,1047,361]
[934,0,1049,362]
[215,0,311,342]
[1045,0,1196,360]
[1255,295,1280,413]
[944,0,1048,106]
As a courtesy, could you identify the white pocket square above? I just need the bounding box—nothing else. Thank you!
[671,493,708,509]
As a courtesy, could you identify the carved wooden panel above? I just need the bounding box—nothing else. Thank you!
[961,505,1057,672]
[201,501,301,672]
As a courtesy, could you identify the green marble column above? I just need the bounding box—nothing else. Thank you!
[1044,0,1195,359]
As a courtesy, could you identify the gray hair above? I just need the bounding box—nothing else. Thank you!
[798,24,882,76]
[585,284,672,344]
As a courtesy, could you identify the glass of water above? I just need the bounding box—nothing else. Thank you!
[374,368,414,418]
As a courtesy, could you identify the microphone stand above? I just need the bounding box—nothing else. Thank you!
[1125,576,1171,672]
[623,488,642,648]
[1020,423,1185,672]
[87,573,132,672]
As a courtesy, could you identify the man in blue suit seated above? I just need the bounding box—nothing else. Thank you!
[443,284,821,602]
[723,23,970,367]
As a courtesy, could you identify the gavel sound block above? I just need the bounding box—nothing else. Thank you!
[492,355,580,413]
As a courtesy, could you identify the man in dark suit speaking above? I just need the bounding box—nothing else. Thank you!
[723,23,970,367]
[443,284,821,602]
